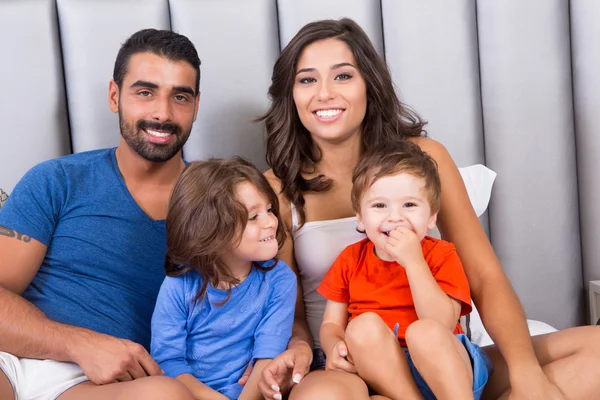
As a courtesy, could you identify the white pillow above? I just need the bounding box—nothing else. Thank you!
[458,164,497,218]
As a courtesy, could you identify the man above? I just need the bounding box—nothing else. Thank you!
[0,29,200,400]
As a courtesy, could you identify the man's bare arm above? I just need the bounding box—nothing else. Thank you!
[0,225,79,359]
[0,227,162,383]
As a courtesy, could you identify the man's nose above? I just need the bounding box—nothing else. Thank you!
[151,96,173,122]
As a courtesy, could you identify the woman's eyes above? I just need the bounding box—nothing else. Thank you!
[298,77,316,84]
[335,73,352,81]
[297,73,353,84]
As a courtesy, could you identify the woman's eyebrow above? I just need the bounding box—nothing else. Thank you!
[296,62,357,75]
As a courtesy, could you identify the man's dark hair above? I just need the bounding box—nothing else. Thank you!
[113,29,201,95]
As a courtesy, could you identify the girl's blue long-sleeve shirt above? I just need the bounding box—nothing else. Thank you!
[151,260,296,399]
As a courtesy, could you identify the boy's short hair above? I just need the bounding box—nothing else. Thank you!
[351,140,441,213]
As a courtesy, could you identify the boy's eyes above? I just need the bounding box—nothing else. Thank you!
[370,202,418,208]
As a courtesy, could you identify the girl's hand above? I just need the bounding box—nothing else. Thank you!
[325,340,357,373]
[384,226,425,268]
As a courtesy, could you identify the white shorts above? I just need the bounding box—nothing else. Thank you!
[0,352,88,400]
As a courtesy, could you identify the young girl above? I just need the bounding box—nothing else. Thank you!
[151,157,297,400]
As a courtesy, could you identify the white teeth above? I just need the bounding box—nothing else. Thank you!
[260,235,274,242]
[315,109,342,118]
[146,129,171,138]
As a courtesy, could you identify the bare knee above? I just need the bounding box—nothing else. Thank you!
[135,376,193,400]
[405,318,449,356]
[345,312,390,351]
[289,371,369,400]
[584,326,600,353]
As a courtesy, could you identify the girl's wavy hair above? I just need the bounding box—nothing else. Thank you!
[260,18,427,226]
[165,157,286,303]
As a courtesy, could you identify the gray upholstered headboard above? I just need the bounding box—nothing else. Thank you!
[1,0,597,330]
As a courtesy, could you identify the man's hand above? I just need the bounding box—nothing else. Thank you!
[258,343,312,400]
[384,226,425,268]
[325,340,356,373]
[70,330,163,384]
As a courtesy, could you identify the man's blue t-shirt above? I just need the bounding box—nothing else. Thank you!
[0,148,167,350]
[151,261,296,399]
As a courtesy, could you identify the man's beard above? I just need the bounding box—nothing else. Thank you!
[118,109,191,163]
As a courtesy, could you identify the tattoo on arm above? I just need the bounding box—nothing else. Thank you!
[0,225,32,243]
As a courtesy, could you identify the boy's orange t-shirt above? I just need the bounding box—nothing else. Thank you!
[317,237,472,345]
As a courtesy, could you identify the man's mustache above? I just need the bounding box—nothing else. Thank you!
[137,120,182,135]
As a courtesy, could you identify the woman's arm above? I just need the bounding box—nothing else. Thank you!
[415,137,540,372]
[257,171,314,399]
[265,170,314,352]
[176,374,228,400]
[279,229,314,351]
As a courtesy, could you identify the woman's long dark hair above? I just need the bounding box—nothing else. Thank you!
[260,18,426,225]
[165,157,286,303]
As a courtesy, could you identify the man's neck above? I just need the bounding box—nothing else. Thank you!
[115,143,185,187]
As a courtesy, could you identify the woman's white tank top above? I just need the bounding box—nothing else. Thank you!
[290,204,365,348]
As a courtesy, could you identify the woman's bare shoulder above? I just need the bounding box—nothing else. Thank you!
[408,136,450,161]
[264,168,281,192]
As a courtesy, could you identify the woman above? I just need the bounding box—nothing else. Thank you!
[256,18,599,399]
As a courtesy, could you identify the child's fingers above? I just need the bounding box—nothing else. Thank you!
[334,356,357,374]
[333,342,356,373]
[336,341,348,357]
[237,363,252,385]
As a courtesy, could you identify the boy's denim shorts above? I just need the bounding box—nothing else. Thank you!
[310,334,493,400]
[406,334,493,400]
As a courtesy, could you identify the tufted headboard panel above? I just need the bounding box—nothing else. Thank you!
[2,0,598,329]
